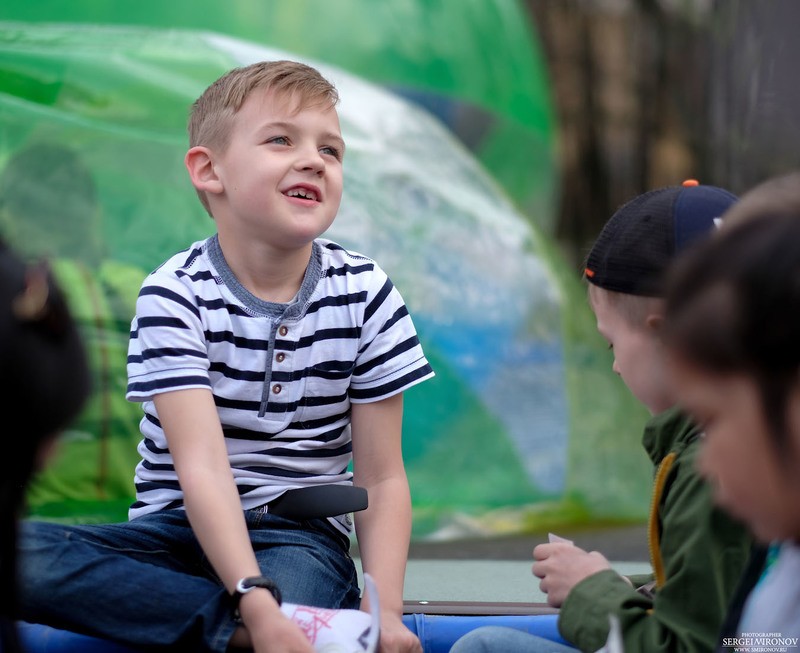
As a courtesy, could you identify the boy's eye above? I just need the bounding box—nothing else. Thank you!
[268,136,289,145]
[320,145,342,160]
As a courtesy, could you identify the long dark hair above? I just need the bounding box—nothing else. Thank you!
[663,209,800,456]
[0,241,91,652]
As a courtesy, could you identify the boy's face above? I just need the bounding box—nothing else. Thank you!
[209,87,344,251]
[670,357,800,542]
[589,286,673,415]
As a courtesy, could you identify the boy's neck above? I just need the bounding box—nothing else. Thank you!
[216,235,314,304]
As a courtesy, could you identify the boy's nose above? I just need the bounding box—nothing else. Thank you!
[295,146,325,174]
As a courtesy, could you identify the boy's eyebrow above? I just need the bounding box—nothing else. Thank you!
[324,132,346,153]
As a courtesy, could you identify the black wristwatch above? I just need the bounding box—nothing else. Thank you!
[230,576,283,613]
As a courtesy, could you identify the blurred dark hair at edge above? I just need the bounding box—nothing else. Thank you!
[0,238,91,652]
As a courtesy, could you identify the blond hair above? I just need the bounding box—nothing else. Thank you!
[187,60,339,213]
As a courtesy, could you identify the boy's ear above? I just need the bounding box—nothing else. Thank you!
[646,312,664,332]
[185,146,223,195]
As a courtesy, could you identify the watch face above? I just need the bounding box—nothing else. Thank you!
[236,577,262,594]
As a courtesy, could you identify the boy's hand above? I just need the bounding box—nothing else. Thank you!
[378,611,422,653]
[251,616,315,653]
[532,542,611,607]
[240,593,315,653]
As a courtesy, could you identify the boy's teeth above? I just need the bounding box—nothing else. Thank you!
[287,188,316,200]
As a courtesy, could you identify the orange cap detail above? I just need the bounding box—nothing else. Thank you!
[682,179,700,187]
[584,267,595,278]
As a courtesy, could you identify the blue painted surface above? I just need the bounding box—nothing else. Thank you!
[403,613,569,649]
[17,614,568,653]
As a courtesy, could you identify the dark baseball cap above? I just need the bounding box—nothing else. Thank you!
[584,180,739,297]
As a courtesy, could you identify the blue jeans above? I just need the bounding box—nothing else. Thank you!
[450,626,579,653]
[18,509,360,652]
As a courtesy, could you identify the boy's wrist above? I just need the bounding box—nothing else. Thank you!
[232,576,282,606]
[231,576,282,622]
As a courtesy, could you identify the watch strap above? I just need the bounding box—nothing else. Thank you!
[230,576,282,609]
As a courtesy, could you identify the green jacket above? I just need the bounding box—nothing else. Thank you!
[559,407,752,653]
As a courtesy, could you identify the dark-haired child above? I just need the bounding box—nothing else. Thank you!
[663,171,800,650]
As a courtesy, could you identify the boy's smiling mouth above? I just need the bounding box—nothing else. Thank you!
[284,185,320,202]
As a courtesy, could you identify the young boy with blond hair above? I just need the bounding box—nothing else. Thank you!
[19,60,433,653]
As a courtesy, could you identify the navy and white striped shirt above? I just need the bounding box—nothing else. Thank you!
[126,236,433,527]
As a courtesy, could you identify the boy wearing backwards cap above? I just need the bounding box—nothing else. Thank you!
[451,181,753,653]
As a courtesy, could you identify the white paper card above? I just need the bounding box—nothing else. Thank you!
[594,614,624,653]
[548,532,574,545]
[280,573,380,653]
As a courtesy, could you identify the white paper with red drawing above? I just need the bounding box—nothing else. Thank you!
[279,573,380,653]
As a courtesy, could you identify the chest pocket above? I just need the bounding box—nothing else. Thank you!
[295,360,357,422]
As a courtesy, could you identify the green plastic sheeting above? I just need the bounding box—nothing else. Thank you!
[0,23,649,538]
[0,0,557,231]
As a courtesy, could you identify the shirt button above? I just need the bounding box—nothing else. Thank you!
[278,325,288,336]
[276,353,286,363]
[272,384,282,394]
